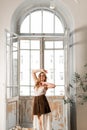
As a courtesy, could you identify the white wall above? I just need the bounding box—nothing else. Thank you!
[0,0,87,130]
[0,1,24,130]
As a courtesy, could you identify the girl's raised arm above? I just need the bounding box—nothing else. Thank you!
[41,82,56,88]
[32,69,47,82]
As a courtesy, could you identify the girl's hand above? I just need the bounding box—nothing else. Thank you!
[41,82,46,86]
[41,69,48,73]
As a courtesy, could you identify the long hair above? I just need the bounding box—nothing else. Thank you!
[35,72,47,88]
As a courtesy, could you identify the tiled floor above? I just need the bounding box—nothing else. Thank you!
[9,126,33,130]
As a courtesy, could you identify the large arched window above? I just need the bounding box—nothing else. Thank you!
[6,8,69,97]
[19,9,66,96]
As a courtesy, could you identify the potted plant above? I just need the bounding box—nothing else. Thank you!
[64,64,87,105]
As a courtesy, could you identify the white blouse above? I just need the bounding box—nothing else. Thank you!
[34,86,46,96]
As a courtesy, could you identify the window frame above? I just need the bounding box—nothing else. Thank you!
[6,8,70,98]
[18,33,66,96]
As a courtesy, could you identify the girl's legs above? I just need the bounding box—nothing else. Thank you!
[33,115,41,130]
[38,114,43,130]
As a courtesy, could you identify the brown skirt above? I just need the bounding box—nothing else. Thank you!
[33,94,51,115]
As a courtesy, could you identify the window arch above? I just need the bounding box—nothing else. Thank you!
[20,9,64,34]
[18,9,67,96]
[7,8,69,97]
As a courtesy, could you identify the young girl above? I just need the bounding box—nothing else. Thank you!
[32,69,55,130]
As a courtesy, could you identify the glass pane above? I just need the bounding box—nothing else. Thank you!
[31,50,40,69]
[43,11,54,33]
[20,15,29,33]
[7,87,18,98]
[13,42,18,51]
[55,15,64,33]
[20,40,30,49]
[45,41,53,48]
[31,11,41,33]
[55,86,64,96]
[20,50,30,85]
[55,41,63,48]
[46,88,54,96]
[7,45,11,86]
[31,40,40,49]
[55,50,64,85]
[20,86,29,96]
[31,86,35,96]
[31,50,40,85]
[7,88,12,98]
[31,72,35,86]
[13,52,18,85]
[12,87,18,97]
[44,50,54,83]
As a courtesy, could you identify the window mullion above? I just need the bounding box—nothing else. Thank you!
[53,41,55,95]
[40,38,44,68]
[18,39,20,96]
[41,10,43,33]
[53,13,55,33]
[29,40,31,95]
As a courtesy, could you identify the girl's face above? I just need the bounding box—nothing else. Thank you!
[39,72,47,82]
